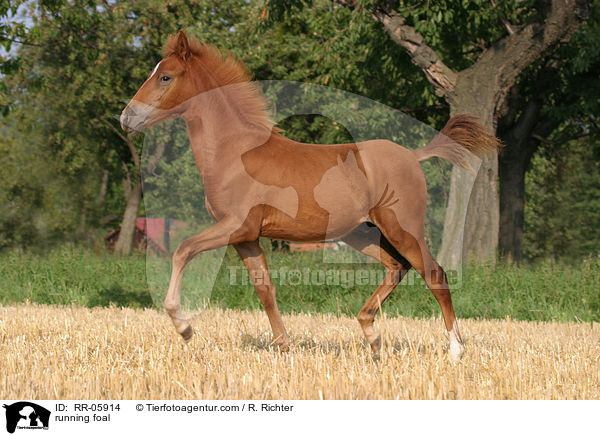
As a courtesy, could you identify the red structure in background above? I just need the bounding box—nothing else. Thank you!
[105,217,185,255]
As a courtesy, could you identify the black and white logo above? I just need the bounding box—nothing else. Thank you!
[2,402,50,434]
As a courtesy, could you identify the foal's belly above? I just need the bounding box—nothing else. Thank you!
[256,144,373,242]
[259,205,366,242]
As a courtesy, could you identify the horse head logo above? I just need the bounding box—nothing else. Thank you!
[3,402,51,434]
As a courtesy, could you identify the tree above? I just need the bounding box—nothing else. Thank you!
[524,136,600,259]
[0,111,78,248]
[260,0,591,266]
[368,0,590,267]
[2,0,149,252]
[0,0,250,253]
[497,3,600,262]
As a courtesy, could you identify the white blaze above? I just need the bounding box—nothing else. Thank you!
[148,60,162,80]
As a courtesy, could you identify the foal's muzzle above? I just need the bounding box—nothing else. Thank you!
[120,103,148,132]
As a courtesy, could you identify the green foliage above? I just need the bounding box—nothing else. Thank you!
[524,137,600,260]
[0,1,28,54]
[545,1,600,121]
[0,0,252,247]
[267,0,533,75]
[252,0,438,120]
[0,123,49,248]
[0,110,94,248]
[141,118,211,224]
[504,2,600,131]
[381,0,534,71]
[0,0,598,262]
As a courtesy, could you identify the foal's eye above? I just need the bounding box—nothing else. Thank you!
[159,75,172,83]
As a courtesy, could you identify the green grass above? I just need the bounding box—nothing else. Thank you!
[0,243,598,323]
[0,244,152,308]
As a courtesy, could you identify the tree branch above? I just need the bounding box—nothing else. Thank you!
[144,139,166,175]
[95,169,109,207]
[100,118,140,169]
[373,0,588,118]
[510,98,543,143]
[532,130,596,146]
[372,10,457,98]
[471,0,588,94]
[499,97,544,165]
[490,0,516,35]
[121,160,132,199]
[0,34,44,48]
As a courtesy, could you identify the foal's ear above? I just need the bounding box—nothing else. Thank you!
[175,29,191,61]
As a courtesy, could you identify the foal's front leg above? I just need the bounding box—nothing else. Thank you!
[165,216,246,341]
[234,240,289,351]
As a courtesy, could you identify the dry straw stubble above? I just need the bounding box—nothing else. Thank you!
[0,304,598,399]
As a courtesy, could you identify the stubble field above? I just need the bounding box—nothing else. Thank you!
[1,303,598,400]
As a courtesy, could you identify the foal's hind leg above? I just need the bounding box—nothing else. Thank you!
[234,240,289,351]
[342,223,411,353]
[371,208,465,361]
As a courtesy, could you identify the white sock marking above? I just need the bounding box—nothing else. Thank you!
[448,320,465,361]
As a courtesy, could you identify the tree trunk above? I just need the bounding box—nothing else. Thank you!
[438,71,499,267]
[438,125,499,268]
[95,169,109,207]
[115,179,142,256]
[498,151,528,263]
[461,154,499,264]
[110,120,165,256]
[104,119,145,257]
[497,104,558,262]
[437,158,481,268]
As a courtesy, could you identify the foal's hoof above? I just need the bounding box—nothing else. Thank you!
[369,336,382,353]
[448,341,465,363]
[275,343,290,353]
[180,325,194,343]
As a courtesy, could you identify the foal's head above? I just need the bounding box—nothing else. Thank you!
[120,30,252,132]
[120,30,195,132]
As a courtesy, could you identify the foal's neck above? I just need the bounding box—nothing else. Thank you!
[183,83,275,182]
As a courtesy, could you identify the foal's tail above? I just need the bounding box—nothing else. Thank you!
[412,114,502,172]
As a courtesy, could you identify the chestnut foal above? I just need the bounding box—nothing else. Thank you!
[121,30,500,360]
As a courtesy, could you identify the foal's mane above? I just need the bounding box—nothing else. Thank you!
[164,34,277,133]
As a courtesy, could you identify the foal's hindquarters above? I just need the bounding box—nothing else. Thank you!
[341,140,465,360]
